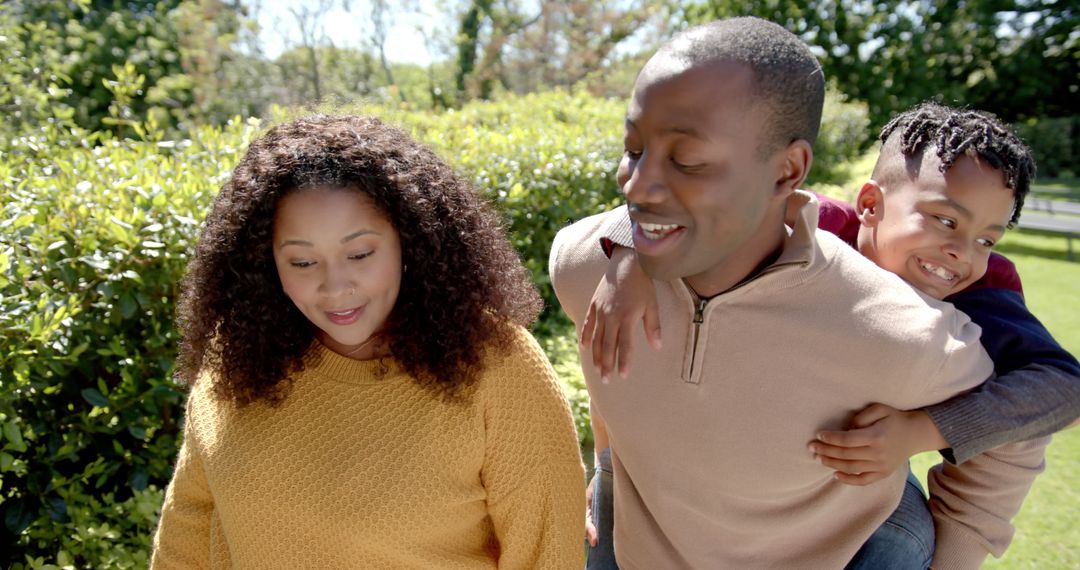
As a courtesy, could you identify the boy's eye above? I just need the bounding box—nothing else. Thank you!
[976,237,995,248]
[935,216,956,229]
[624,148,643,160]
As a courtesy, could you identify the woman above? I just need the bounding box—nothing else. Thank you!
[152,115,585,568]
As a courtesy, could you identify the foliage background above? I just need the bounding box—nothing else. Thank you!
[1,0,1077,567]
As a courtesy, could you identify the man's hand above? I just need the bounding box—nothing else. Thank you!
[809,404,949,486]
[580,246,661,382]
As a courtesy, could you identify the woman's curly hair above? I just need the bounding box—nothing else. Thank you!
[175,114,543,405]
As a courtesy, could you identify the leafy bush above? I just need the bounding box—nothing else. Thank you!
[805,86,873,187]
[0,119,258,567]
[369,90,627,335]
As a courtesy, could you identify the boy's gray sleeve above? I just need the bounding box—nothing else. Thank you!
[927,288,1080,463]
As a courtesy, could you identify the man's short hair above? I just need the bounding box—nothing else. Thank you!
[662,17,826,155]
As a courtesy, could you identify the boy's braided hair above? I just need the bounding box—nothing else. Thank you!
[880,101,1036,226]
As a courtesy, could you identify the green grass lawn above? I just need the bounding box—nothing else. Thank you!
[911,229,1080,569]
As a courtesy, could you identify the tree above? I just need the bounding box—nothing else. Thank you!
[676,0,1079,126]
[2,0,256,135]
[451,0,665,102]
[285,0,337,103]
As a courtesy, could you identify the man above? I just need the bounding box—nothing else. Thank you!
[549,17,1045,569]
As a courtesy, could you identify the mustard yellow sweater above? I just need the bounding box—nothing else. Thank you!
[151,326,585,569]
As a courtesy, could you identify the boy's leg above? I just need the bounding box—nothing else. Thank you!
[845,469,935,570]
[586,447,619,570]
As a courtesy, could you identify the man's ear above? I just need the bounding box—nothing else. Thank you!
[774,139,813,198]
[855,181,884,227]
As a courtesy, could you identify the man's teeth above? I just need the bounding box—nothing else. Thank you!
[640,222,680,239]
[921,262,956,281]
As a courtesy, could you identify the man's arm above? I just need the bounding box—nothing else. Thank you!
[927,287,1080,463]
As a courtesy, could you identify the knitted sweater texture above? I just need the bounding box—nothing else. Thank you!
[151,326,585,569]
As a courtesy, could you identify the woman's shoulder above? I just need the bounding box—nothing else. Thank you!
[476,324,561,394]
[182,370,241,428]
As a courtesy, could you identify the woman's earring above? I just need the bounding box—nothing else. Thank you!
[403,264,408,273]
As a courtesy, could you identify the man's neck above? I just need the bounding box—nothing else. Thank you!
[685,236,785,299]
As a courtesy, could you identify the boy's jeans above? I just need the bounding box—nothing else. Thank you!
[585,450,934,570]
[585,448,617,570]
[845,469,935,570]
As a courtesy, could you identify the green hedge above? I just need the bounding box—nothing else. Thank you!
[2,88,876,567]
[0,120,258,567]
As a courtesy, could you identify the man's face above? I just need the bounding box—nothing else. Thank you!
[617,57,790,295]
[859,154,1014,299]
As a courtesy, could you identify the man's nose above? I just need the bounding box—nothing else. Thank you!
[621,151,667,205]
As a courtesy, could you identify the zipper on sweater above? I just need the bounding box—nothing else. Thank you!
[682,259,806,382]
[688,296,708,380]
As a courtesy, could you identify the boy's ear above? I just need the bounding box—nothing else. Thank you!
[856,181,884,227]
[774,139,813,197]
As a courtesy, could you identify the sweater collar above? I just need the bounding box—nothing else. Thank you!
[305,341,403,385]
[776,189,821,268]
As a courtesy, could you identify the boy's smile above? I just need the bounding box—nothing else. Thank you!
[857,153,1014,300]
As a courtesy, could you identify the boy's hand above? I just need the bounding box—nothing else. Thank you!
[580,246,661,382]
[585,471,598,547]
[809,404,948,486]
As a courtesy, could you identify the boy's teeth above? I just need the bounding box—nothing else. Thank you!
[921,261,956,281]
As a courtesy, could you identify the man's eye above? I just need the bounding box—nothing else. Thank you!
[672,158,704,172]
[624,149,642,160]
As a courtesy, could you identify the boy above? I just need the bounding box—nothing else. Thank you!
[582,102,1080,567]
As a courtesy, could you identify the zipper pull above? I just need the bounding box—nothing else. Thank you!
[693,297,707,324]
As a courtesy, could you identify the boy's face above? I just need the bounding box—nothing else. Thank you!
[617,56,793,295]
[857,153,1014,299]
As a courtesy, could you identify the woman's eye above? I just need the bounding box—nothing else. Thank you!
[935,216,956,229]
[349,251,373,261]
[290,260,315,268]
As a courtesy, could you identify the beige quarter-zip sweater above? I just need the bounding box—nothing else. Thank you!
[549,191,1046,569]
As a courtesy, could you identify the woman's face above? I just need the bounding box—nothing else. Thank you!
[272,186,402,358]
